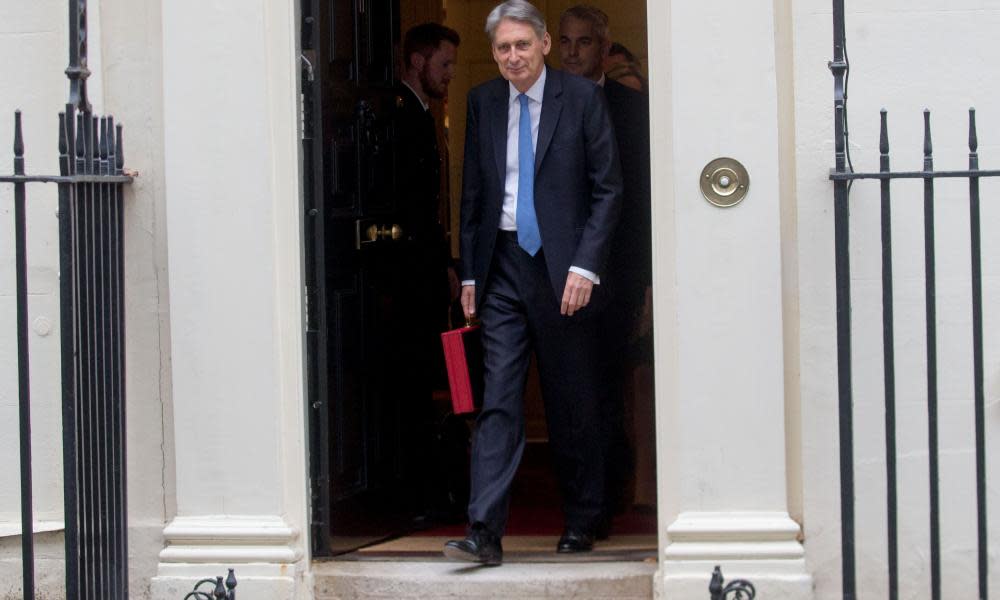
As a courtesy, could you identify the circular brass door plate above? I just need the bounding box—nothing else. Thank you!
[700,157,749,208]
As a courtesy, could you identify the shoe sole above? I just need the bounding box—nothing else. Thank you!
[443,544,503,566]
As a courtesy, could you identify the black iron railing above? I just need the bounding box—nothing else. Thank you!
[183,569,238,600]
[709,566,755,600]
[830,2,992,599]
[2,1,134,597]
[2,109,133,600]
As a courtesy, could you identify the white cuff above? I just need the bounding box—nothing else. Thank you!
[569,266,600,285]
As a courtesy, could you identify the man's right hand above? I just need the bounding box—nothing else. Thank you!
[461,285,476,320]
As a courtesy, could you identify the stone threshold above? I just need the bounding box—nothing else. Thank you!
[312,560,657,599]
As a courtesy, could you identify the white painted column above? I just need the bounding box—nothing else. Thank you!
[152,2,307,599]
[647,0,812,597]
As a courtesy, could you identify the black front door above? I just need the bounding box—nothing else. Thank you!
[302,0,418,556]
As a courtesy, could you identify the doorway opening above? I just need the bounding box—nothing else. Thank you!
[301,0,657,560]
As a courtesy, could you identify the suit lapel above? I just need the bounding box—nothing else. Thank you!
[489,79,509,185]
[534,68,563,174]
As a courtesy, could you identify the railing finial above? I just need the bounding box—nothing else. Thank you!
[709,565,756,600]
[58,113,68,156]
[225,568,237,595]
[183,570,238,600]
[90,116,99,175]
[75,113,86,166]
[923,109,933,160]
[115,124,124,174]
[67,0,92,112]
[969,108,978,154]
[99,117,109,176]
[14,111,24,176]
[879,109,889,156]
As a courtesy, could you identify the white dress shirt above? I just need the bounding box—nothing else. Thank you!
[499,69,545,231]
[463,67,598,286]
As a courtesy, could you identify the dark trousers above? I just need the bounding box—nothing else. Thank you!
[597,277,646,514]
[394,241,453,515]
[467,231,606,536]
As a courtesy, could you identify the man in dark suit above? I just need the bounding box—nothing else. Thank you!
[395,23,460,311]
[559,5,653,527]
[443,0,622,565]
[392,23,462,518]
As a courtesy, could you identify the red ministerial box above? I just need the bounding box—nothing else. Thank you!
[440,325,484,414]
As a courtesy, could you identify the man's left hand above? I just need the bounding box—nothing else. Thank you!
[561,272,594,317]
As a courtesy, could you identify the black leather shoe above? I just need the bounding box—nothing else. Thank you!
[443,523,503,565]
[556,528,595,553]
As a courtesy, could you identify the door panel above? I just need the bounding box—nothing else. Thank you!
[305,0,413,557]
[354,0,397,85]
[329,280,364,499]
[328,124,359,212]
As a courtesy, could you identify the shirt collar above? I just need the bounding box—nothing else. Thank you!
[597,73,606,87]
[508,65,547,106]
[401,80,429,111]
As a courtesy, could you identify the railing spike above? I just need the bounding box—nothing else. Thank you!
[14,111,24,177]
[709,566,723,599]
[923,109,933,159]
[880,109,889,156]
[13,111,25,182]
[88,115,98,175]
[59,112,71,177]
[91,115,99,160]
[59,113,68,156]
[225,568,237,595]
[14,110,24,160]
[969,108,978,154]
[80,113,89,175]
[75,113,85,160]
[115,124,124,173]
[100,118,110,175]
[106,116,115,162]
[106,117,116,178]
[64,104,76,175]
[100,117,108,160]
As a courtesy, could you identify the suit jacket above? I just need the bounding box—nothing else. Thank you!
[602,78,652,301]
[393,84,447,250]
[459,67,623,306]
[392,83,451,308]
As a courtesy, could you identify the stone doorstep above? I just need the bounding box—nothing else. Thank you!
[312,560,657,599]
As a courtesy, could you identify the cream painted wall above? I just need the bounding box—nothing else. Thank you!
[793,1,1000,598]
[0,0,75,539]
[646,0,811,596]
[154,0,307,598]
[773,0,802,532]
[100,1,174,594]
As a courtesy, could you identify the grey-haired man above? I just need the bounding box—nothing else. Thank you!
[443,0,622,565]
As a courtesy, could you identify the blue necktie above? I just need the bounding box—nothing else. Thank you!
[516,93,541,255]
